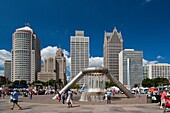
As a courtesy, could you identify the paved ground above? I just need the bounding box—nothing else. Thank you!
[0,94,166,113]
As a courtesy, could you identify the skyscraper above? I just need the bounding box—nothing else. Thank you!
[38,56,56,82]
[11,26,41,83]
[4,60,11,81]
[70,31,89,86]
[44,57,56,73]
[104,27,123,80]
[56,48,67,85]
[38,48,67,86]
[119,49,143,87]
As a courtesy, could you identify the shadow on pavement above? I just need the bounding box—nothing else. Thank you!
[22,107,32,110]
[71,105,80,108]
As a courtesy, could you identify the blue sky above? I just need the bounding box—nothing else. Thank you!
[0,0,170,75]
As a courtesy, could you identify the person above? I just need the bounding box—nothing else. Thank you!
[112,90,115,96]
[136,86,140,97]
[57,93,61,102]
[10,89,22,110]
[160,88,168,109]
[2,91,5,99]
[66,89,73,108]
[0,91,1,98]
[61,92,66,104]
[107,90,112,104]
[29,91,33,100]
[104,93,107,101]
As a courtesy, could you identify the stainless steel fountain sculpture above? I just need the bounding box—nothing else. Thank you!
[53,67,135,100]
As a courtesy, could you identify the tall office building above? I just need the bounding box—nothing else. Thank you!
[104,27,123,80]
[70,31,89,86]
[38,57,56,82]
[4,60,11,81]
[38,48,67,86]
[56,48,67,85]
[119,49,143,87]
[37,56,57,82]
[44,57,56,72]
[11,26,41,83]
[147,63,170,79]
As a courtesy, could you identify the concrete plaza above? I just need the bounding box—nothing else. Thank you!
[0,94,164,113]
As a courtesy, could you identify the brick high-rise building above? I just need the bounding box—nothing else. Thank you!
[56,48,67,85]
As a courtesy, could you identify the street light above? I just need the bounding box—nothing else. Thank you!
[5,76,8,86]
[54,69,57,91]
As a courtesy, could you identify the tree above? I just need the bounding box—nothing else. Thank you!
[20,80,27,85]
[13,80,19,85]
[142,77,169,87]
[48,79,56,86]
[152,77,169,87]
[134,83,139,88]
[105,82,115,88]
[0,82,2,87]
[72,84,80,89]
[31,80,45,85]
[142,78,154,87]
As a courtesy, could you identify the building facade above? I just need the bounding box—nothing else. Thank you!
[44,57,56,73]
[4,60,11,81]
[147,64,170,79]
[70,31,89,86]
[38,48,67,86]
[11,26,41,83]
[119,49,143,87]
[37,72,56,82]
[56,48,67,85]
[38,56,56,82]
[104,27,123,80]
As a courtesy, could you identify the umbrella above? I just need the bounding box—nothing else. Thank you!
[131,87,136,91]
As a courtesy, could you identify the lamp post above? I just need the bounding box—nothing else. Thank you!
[5,76,8,86]
[54,69,57,91]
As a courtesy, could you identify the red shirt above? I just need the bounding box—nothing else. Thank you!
[161,91,167,99]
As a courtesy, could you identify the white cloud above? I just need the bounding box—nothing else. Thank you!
[0,70,4,76]
[143,59,158,66]
[41,46,58,61]
[0,49,11,67]
[157,55,165,60]
[0,47,162,77]
[40,46,104,76]
[89,57,103,67]
[41,46,71,67]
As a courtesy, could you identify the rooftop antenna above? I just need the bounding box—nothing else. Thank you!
[25,22,30,27]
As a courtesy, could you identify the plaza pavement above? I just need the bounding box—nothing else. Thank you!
[0,94,165,113]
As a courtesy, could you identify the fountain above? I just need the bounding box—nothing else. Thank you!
[79,73,106,102]
[53,67,135,100]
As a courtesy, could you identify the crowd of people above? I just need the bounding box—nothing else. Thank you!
[0,86,152,110]
[56,89,74,108]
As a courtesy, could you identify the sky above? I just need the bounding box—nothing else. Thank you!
[0,0,170,76]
